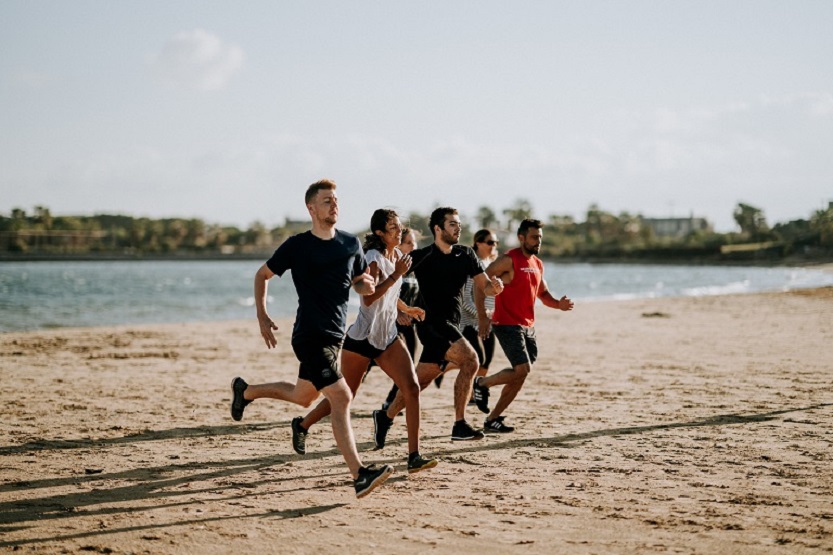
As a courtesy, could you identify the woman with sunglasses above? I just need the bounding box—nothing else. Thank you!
[457,229,500,402]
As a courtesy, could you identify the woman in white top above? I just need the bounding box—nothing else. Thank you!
[293,209,438,474]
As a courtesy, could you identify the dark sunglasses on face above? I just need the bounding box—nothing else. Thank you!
[485,240,499,246]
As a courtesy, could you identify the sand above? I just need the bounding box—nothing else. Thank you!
[1,288,832,554]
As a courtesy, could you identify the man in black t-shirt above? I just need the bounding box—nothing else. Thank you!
[229,179,394,499]
[373,207,504,445]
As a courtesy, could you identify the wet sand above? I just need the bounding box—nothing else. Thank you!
[1,288,832,554]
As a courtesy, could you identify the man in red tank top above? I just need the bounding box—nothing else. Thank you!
[471,218,574,433]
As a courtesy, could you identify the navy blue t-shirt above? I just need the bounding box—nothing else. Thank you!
[409,244,483,327]
[266,230,367,341]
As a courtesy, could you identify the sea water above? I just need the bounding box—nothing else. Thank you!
[0,260,831,332]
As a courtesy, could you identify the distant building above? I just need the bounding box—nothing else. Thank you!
[641,216,712,238]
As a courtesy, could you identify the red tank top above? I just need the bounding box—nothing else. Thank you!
[492,248,543,327]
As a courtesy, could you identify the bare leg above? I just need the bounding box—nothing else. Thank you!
[375,338,421,454]
[321,378,363,479]
[444,338,479,421]
[301,350,369,431]
[385,361,442,419]
[244,379,319,407]
[480,363,531,420]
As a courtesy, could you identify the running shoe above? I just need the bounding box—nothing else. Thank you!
[372,409,393,449]
[291,416,308,455]
[230,377,251,421]
[472,377,490,414]
[433,373,444,388]
[354,464,394,498]
[451,419,485,441]
[483,416,514,433]
[407,453,439,474]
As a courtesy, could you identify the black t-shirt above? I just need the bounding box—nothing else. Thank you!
[409,243,483,326]
[266,230,367,341]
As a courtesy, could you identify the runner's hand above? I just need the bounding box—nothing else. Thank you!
[558,296,574,311]
[258,313,279,349]
[353,268,376,296]
[489,275,504,295]
[393,253,412,278]
[478,314,492,340]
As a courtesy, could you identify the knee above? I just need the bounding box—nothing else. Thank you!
[514,364,531,381]
[298,393,318,408]
[401,378,420,400]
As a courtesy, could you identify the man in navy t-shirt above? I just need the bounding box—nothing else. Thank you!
[229,179,394,499]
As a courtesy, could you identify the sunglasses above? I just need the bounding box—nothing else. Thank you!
[485,240,499,246]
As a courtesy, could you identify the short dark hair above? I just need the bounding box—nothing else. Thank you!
[518,218,543,236]
[429,207,458,237]
[305,179,336,205]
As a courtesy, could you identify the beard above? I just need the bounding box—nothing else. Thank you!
[441,229,459,245]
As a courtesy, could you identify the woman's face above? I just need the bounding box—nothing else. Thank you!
[399,230,417,254]
[476,233,499,259]
[378,216,403,248]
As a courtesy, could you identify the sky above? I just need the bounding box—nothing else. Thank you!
[1,1,832,233]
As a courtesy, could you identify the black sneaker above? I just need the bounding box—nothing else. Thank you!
[407,453,439,474]
[291,416,308,455]
[354,464,394,498]
[451,419,484,441]
[472,377,490,414]
[372,410,393,449]
[433,373,444,388]
[230,377,251,421]
[484,416,514,433]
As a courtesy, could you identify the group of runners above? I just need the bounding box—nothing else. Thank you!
[229,179,574,498]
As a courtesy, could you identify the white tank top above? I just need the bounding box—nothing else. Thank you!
[346,248,402,350]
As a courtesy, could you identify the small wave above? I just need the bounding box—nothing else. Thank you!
[682,280,751,297]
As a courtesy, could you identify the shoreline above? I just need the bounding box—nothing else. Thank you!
[3,251,833,268]
[2,289,832,553]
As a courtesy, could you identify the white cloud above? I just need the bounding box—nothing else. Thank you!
[152,29,244,91]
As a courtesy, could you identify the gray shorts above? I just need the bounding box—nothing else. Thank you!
[493,325,538,367]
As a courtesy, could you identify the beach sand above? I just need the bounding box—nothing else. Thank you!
[1,288,832,554]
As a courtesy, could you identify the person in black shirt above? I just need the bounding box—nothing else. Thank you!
[229,179,393,498]
[373,207,504,445]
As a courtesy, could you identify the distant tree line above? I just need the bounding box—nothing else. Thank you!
[2,200,832,261]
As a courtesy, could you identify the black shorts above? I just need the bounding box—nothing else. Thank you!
[343,334,396,361]
[416,321,463,365]
[462,325,496,369]
[291,335,344,391]
[493,325,538,367]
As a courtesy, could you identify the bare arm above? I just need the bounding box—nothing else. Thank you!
[361,254,412,306]
[352,267,376,297]
[254,263,279,349]
[538,278,574,311]
[473,272,504,299]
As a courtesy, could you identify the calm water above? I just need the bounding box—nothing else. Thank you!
[1,260,831,332]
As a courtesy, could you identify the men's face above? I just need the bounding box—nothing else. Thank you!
[438,214,461,245]
[520,227,542,255]
[308,189,338,225]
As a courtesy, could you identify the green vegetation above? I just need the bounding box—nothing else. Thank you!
[2,201,832,262]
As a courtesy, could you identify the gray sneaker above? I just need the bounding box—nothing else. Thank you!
[407,453,439,474]
[354,464,394,498]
